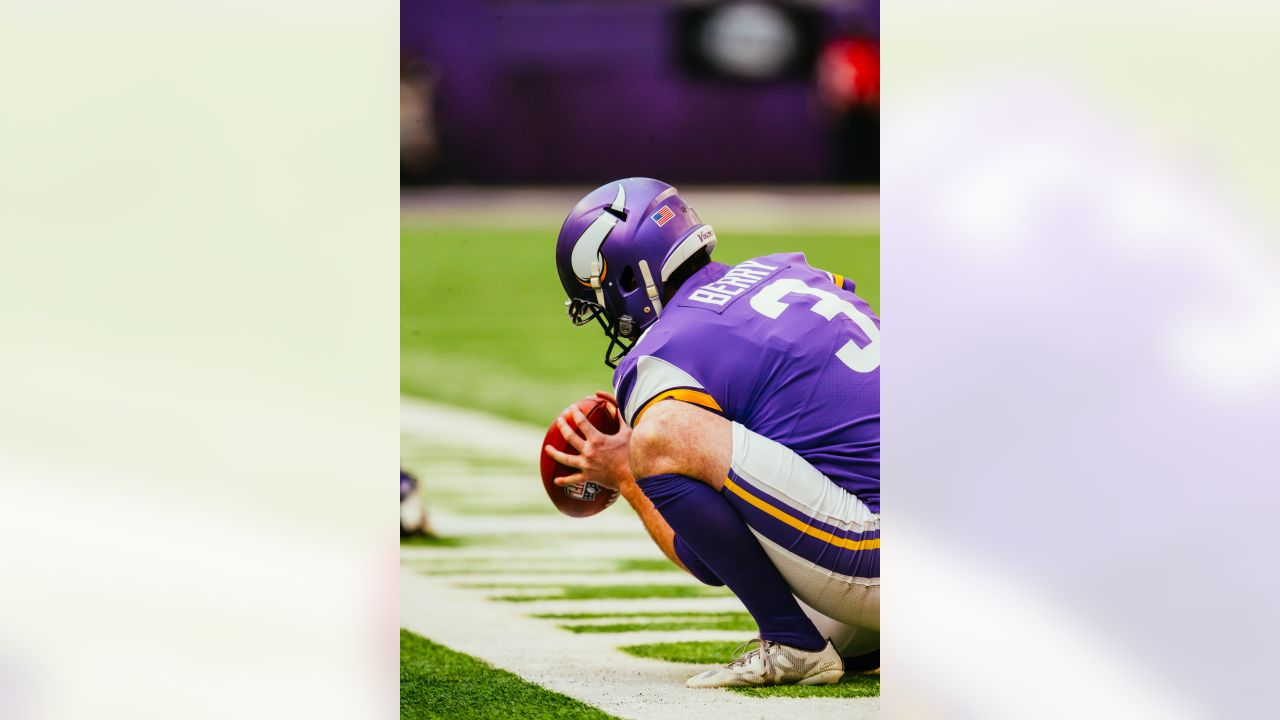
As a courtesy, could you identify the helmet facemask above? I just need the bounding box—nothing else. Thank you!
[565,296,636,368]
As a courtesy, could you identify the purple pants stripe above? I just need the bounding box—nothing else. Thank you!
[724,471,880,579]
[729,472,879,543]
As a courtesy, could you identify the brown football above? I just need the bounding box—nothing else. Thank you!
[540,396,622,518]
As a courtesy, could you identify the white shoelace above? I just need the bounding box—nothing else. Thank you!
[728,637,775,678]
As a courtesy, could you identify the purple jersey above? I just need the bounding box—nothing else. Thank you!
[613,253,881,512]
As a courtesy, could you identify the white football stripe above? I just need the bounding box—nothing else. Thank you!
[621,355,707,426]
[570,213,616,282]
[569,184,627,282]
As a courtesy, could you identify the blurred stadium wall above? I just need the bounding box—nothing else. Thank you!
[401,0,879,185]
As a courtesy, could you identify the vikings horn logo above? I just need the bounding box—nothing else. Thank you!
[571,184,626,286]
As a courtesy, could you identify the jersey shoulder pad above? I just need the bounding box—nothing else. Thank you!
[755,251,808,268]
[752,252,856,293]
[613,353,722,427]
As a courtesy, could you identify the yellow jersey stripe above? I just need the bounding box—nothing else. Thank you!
[832,273,845,289]
[631,388,722,426]
[724,477,880,552]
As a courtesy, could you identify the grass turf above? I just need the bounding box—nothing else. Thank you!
[730,674,880,699]
[560,617,757,634]
[401,218,881,706]
[402,225,878,424]
[401,531,633,552]
[614,558,680,572]
[620,641,879,698]
[409,558,680,576]
[620,640,746,665]
[399,534,559,549]
[543,609,755,634]
[466,583,733,602]
[399,535,467,548]
[532,611,751,621]
[400,629,618,719]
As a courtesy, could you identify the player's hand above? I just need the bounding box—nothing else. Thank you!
[544,398,632,492]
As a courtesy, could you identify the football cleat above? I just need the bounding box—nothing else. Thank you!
[685,638,844,689]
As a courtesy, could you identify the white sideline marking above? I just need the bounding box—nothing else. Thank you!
[550,616,745,627]
[400,397,545,463]
[476,597,751,617]
[448,571,716,586]
[402,570,876,720]
[400,396,878,719]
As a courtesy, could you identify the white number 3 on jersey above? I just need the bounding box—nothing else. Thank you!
[749,277,881,373]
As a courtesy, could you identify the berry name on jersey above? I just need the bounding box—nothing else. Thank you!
[682,259,783,311]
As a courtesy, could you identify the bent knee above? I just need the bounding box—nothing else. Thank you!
[675,538,725,586]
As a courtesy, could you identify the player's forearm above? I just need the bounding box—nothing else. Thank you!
[618,474,689,573]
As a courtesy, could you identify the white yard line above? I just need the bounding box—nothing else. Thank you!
[400,397,545,463]
[547,615,746,626]
[492,597,751,617]
[402,569,877,720]
[424,510,644,538]
[400,396,878,719]
[443,572,713,586]
[400,536,662,559]
[528,629,757,649]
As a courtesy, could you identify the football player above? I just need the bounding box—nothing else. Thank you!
[545,178,880,688]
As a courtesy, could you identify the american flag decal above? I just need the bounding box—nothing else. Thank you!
[650,206,675,227]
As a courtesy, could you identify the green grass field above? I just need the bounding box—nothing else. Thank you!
[401,629,618,719]
[401,531,633,551]
[402,225,879,424]
[546,610,756,634]
[471,583,734,603]
[401,215,881,713]
[560,617,758,634]
[407,557,681,576]
[532,611,753,621]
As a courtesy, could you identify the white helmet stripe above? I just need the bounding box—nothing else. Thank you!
[660,224,717,281]
[570,214,615,282]
[570,185,627,282]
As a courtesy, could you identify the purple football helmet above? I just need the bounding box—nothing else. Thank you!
[555,178,717,367]
[400,468,417,502]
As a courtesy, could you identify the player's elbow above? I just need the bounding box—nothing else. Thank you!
[628,400,732,484]
[629,419,684,479]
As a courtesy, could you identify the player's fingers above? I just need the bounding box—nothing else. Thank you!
[544,444,586,469]
[571,405,599,439]
[555,473,585,486]
[594,391,620,421]
[555,415,586,451]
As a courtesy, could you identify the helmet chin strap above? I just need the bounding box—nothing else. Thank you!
[638,259,663,317]
[589,260,606,307]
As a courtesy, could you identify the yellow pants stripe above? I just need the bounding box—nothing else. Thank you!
[724,476,880,552]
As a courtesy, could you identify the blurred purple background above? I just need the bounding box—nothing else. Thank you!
[401,0,879,185]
